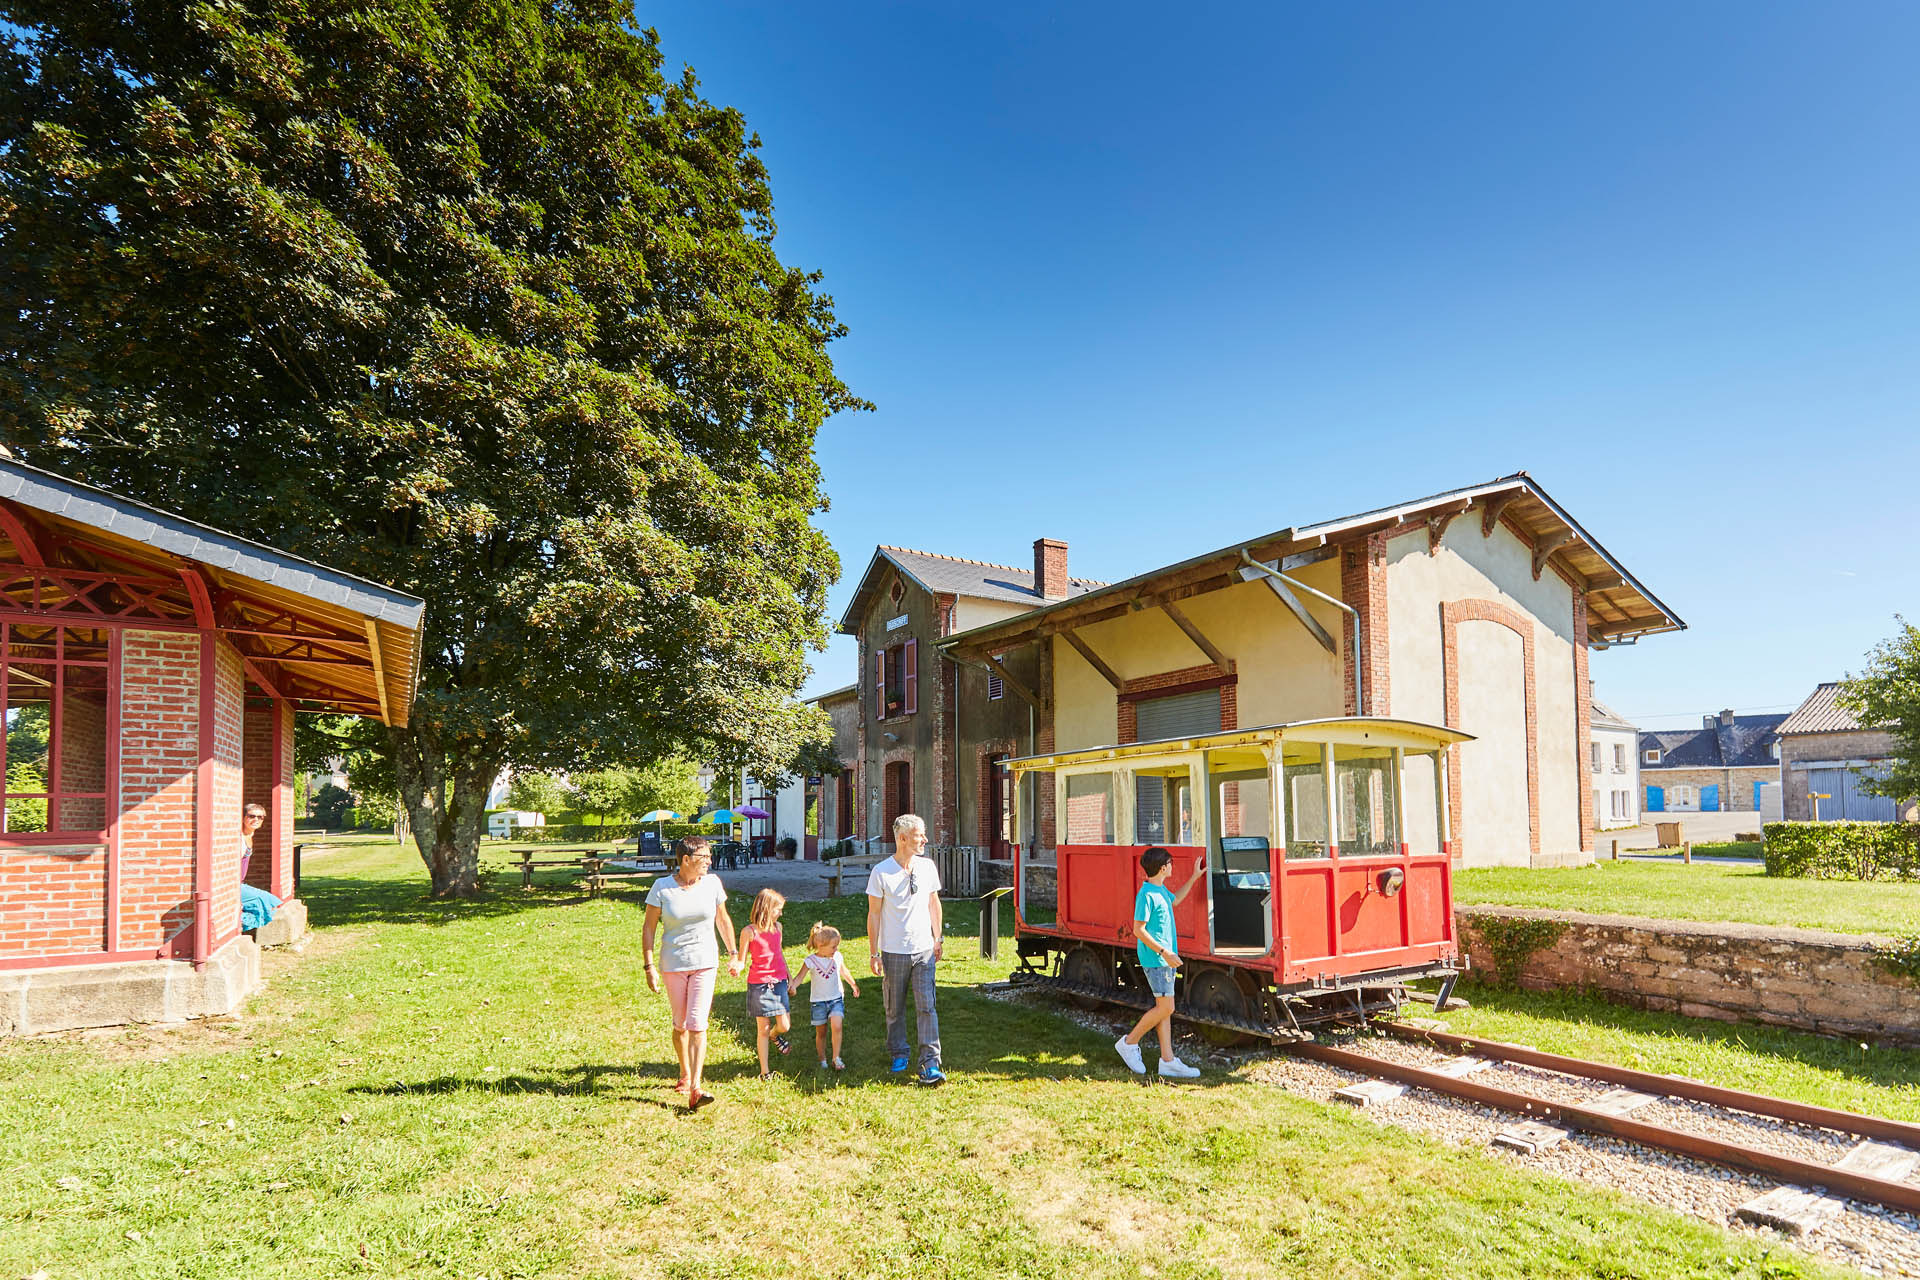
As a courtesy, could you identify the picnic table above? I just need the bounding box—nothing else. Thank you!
[507,845,662,898]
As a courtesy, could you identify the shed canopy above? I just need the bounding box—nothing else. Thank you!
[0,456,424,725]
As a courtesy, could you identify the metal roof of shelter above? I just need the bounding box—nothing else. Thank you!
[1005,717,1475,773]
[838,546,1104,634]
[938,472,1684,657]
[0,455,424,725]
[1777,682,1879,736]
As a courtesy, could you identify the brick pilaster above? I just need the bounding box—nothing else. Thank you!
[1341,532,1391,716]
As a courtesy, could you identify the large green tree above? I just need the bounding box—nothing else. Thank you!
[1838,618,1920,809]
[0,1,856,895]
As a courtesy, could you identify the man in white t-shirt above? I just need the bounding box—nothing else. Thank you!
[866,813,945,1086]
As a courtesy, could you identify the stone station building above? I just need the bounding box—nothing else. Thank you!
[0,458,422,1036]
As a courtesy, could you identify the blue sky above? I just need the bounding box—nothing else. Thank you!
[643,2,1920,729]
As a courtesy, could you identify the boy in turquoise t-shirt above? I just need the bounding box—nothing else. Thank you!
[1116,846,1208,1079]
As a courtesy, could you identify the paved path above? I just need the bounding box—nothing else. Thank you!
[1599,810,1763,851]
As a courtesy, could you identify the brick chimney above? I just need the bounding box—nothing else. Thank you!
[1034,538,1069,600]
[1720,708,1735,728]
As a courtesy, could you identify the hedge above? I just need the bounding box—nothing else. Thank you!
[1763,821,1920,881]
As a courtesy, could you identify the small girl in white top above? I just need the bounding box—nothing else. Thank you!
[792,922,860,1070]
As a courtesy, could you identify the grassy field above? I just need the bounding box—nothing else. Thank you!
[1455,859,1920,935]
[1414,984,1920,1122]
[0,842,1869,1279]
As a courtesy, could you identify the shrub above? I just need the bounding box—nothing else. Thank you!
[349,791,399,830]
[311,782,352,828]
[1762,821,1920,881]
[1874,934,1920,983]
[1472,915,1568,987]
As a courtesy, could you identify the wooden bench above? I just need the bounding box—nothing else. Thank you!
[582,855,663,899]
[824,851,889,898]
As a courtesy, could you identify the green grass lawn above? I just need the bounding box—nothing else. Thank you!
[0,843,1865,1279]
[1455,859,1920,935]
[1411,984,1920,1122]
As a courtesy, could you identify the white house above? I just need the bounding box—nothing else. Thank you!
[487,810,546,839]
[1590,697,1640,829]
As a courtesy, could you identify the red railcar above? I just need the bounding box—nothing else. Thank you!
[1004,718,1471,1035]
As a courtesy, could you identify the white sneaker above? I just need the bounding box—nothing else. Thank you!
[1115,1037,1146,1075]
[1157,1057,1200,1079]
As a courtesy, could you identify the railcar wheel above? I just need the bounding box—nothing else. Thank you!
[1061,945,1116,1010]
[1184,967,1256,1046]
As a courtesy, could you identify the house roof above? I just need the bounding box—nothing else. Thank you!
[1591,699,1636,731]
[837,545,1104,634]
[1777,682,1879,735]
[1639,714,1785,769]
[0,455,425,725]
[937,472,1684,657]
[809,682,858,706]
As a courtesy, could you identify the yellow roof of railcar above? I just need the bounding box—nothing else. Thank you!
[1004,716,1474,774]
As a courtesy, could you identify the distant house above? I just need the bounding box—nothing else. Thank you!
[487,810,545,839]
[1589,698,1640,829]
[1776,682,1916,822]
[1639,709,1783,813]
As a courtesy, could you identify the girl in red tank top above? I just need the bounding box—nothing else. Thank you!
[740,889,792,1077]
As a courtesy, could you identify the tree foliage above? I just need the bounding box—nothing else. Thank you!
[0,2,856,894]
[1838,617,1920,806]
[504,771,567,816]
[565,758,704,827]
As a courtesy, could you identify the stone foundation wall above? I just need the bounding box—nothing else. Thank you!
[1458,905,1920,1048]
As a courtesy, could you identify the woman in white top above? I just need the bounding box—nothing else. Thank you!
[643,835,740,1111]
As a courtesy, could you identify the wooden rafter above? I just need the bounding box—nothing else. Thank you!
[1530,529,1574,580]
[1426,500,1472,553]
[365,619,393,725]
[980,651,1044,712]
[1060,630,1121,689]
[1585,570,1624,591]
[1480,492,1517,537]
[1159,601,1232,673]
[0,501,49,567]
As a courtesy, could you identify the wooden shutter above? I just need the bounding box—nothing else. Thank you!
[903,638,918,715]
[874,648,886,714]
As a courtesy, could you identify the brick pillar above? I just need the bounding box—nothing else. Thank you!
[1574,592,1593,854]
[1034,638,1056,849]
[1341,533,1391,716]
[243,697,296,898]
[208,638,245,951]
[117,631,201,955]
[1034,538,1069,600]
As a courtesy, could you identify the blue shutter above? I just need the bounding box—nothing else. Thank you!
[1701,784,1719,812]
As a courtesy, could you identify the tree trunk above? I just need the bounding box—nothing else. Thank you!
[391,722,498,899]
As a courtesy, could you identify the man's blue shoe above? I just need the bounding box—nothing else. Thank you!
[890,1056,910,1073]
[916,1062,946,1088]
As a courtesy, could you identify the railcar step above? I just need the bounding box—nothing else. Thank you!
[1833,1140,1920,1181]
[1585,1088,1660,1117]
[1334,1080,1408,1107]
[1492,1121,1570,1155]
[1734,1186,1844,1236]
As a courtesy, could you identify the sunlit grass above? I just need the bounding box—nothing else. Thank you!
[0,842,1860,1278]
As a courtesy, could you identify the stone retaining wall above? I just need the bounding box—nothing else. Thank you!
[1458,905,1920,1048]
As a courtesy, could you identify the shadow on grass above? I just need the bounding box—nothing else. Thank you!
[1454,981,1920,1089]
[302,876,613,929]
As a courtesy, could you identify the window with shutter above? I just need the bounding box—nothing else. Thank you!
[903,638,917,715]
[1135,688,1222,741]
[873,649,886,718]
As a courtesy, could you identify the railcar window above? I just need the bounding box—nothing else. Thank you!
[1064,772,1115,844]
[1216,773,1270,843]
[1335,751,1398,856]
[1284,759,1329,858]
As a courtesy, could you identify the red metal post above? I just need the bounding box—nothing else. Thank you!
[270,694,290,899]
[192,631,215,970]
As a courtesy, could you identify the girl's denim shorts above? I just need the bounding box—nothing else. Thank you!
[747,979,789,1018]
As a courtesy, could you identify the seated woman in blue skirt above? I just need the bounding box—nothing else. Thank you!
[238,802,281,930]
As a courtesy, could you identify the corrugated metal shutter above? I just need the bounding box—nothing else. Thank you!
[1136,688,1222,741]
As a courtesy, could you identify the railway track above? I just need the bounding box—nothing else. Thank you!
[1287,1022,1920,1230]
